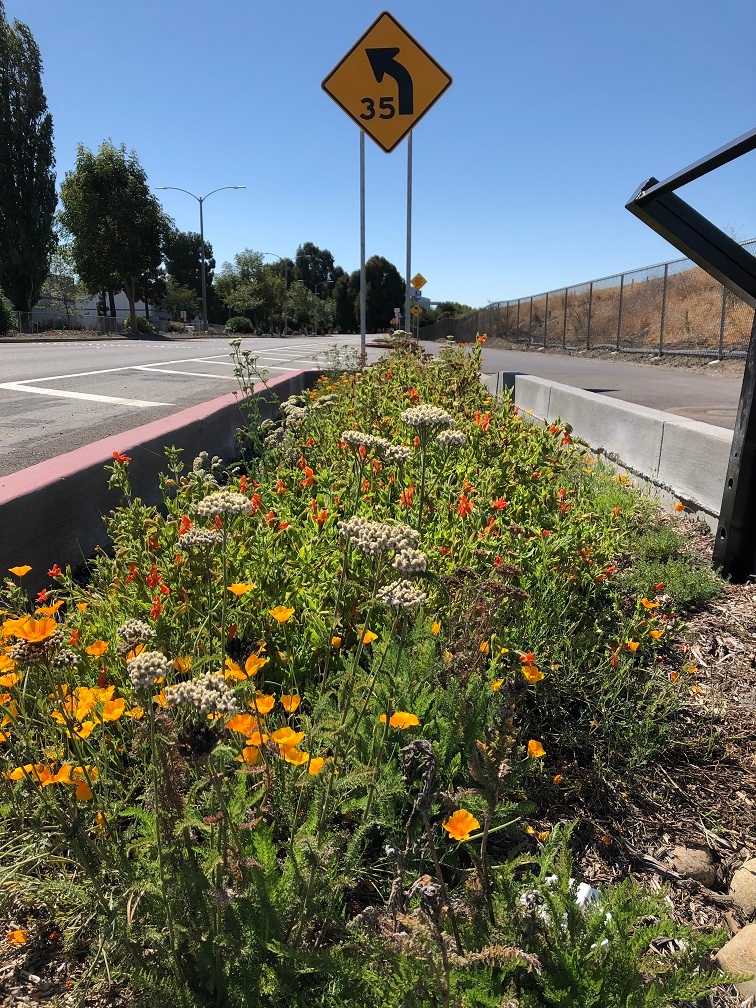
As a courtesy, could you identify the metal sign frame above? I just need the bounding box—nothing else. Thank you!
[626,126,756,581]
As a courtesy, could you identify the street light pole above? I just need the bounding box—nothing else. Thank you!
[155,184,245,332]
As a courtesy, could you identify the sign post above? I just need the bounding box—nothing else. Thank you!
[322,12,452,357]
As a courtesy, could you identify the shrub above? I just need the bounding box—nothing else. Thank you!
[166,320,186,333]
[225,315,255,334]
[0,292,15,335]
[123,315,156,335]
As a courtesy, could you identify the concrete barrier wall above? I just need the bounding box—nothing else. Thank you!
[0,370,317,593]
[483,371,731,531]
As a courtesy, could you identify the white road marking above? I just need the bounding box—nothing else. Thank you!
[134,366,236,379]
[0,382,170,407]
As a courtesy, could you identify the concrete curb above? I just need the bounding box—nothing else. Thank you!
[484,371,731,531]
[0,369,317,592]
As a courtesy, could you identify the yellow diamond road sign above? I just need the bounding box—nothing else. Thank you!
[411,272,427,290]
[322,11,452,154]
[410,304,422,317]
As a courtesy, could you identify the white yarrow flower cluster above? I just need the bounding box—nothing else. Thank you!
[163,672,237,715]
[340,431,412,463]
[377,579,428,612]
[436,429,467,449]
[195,490,251,517]
[117,618,156,657]
[179,528,223,551]
[128,651,172,690]
[400,405,456,429]
[392,547,428,575]
[337,517,420,557]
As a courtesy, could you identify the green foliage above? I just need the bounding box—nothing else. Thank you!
[0,341,731,1006]
[165,228,214,299]
[165,276,200,321]
[0,289,15,334]
[225,314,255,334]
[59,141,170,329]
[0,3,57,313]
[123,315,156,335]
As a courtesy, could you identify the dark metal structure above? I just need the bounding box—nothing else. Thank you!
[626,126,756,581]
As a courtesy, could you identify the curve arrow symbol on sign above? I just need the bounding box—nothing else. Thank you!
[365,47,414,115]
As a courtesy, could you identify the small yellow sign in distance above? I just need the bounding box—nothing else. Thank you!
[411,272,427,290]
[410,304,422,317]
[322,11,453,154]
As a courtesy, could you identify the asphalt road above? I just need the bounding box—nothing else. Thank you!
[0,335,743,477]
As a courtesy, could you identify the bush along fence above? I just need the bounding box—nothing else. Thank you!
[424,240,756,357]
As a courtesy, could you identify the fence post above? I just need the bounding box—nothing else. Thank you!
[586,281,593,350]
[718,285,727,359]
[659,263,668,356]
[616,274,625,350]
[544,291,549,347]
[528,296,533,341]
[562,289,568,350]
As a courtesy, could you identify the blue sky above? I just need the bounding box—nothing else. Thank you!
[8,0,756,309]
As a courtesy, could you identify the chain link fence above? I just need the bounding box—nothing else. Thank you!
[423,240,756,357]
[9,308,168,335]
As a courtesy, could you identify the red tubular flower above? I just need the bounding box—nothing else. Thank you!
[457,494,474,518]
[47,564,62,578]
[112,451,131,464]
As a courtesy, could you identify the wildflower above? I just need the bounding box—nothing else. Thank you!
[491,498,508,510]
[553,774,563,785]
[6,929,28,946]
[527,740,546,758]
[149,597,162,619]
[674,502,685,511]
[36,600,64,617]
[269,605,294,624]
[431,621,441,635]
[179,527,222,551]
[112,451,131,463]
[436,428,466,449]
[457,494,474,517]
[195,490,251,517]
[639,597,659,609]
[522,663,544,684]
[164,671,238,716]
[338,516,419,557]
[8,565,31,577]
[47,564,62,577]
[480,640,490,654]
[376,580,427,612]
[283,747,309,766]
[398,486,416,508]
[252,692,275,715]
[227,583,255,596]
[127,651,172,691]
[280,694,301,713]
[85,640,109,658]
[625,640,639,652]
[400,404,456,429]
[331,636,342,648]
[491,679,504,691]
[649,629,663,639]
[380,711,420,729]
[442,809,480,842]
[653,582,665,592]
[360,629,378,644]
[308,757,325,775]
[2,616,58,643]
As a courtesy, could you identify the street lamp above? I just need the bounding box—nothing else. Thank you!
[261,253,290,336]
[155,185,245,332]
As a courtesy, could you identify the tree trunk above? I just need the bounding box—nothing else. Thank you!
[108,289,116,318]
[123,278,137,332]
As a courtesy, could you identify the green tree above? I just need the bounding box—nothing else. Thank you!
[295,242,335,292]
[165,229,215,299]
[165,278,199,321]
[0,1,57,316]
[337,256,405,333]
[333,273,357,333]
[39,237,87,327]
[59,141,169,330]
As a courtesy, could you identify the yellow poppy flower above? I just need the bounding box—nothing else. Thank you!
[308,757,325,775]
[331,636,342,648]
[238,745,261,765]
[649,629,663,639]
[626,640,639,652]
[271,727,305,749]
[522,664,544,684]
[491,679,505,692]
[174,656,192,673]
[282,747,309,766]
[442,809,480,842]
[280,694,301,713]
[101,699,125,722]
[76,602,88,612]
[8,566,31,577]
[35,600,64,617]
[360,629,378,644]
[527,740,546,758]
[379,711,420,729]
[6,929,28,946]
[269,606,294,624]
[2,616,58,643]
[252,692,275,715]
[227,583,255,596]
[431,621,441,635]
[85,640,109,657]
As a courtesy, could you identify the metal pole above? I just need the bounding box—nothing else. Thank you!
[544,292,549,347]
[586,281,593,350]
[616,274,624,350]
[283,261,288,337]
[405,131,413,336]
[718,284,728,359]
[199,197,207,332]
[659,264,668,355]
[359,132,366,358]
[562,289,568,350]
